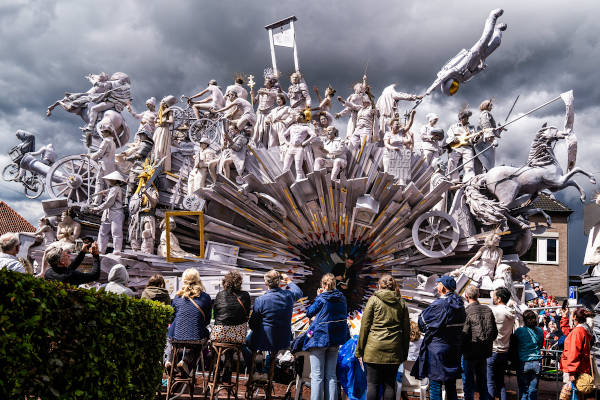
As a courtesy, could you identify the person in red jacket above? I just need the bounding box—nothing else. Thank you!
[561,307,594,384]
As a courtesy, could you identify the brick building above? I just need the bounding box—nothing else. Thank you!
[521,194,571,297]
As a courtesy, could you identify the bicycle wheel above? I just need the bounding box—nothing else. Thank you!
[2,163,19,181]
[24,174,45,199]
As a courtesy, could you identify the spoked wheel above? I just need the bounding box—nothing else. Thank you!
[411,210,460,258]
[2,163,19,181]
[189,118,222,150]
[171,106,195,131]
[23,172,45,199]
[45,155,100,204]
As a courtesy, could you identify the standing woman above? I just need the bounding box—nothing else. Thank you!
[383,111,415,184]
[561,308,594,395]
[152,95,177,172]
[264,93,293,152]
[514,310,544,400]
[303,273,350,400]
[356,274,410,400]
[168,268,212,376]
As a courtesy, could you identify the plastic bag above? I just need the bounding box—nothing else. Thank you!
[337,336,367,400]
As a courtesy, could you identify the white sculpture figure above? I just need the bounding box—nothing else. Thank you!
[446,109,477,182]
[314,127,347,181]
[493,264,520,304]
[91,171,125,255]
[344,95,379,151]
[35,217,56,245]
[46,72,112,122]
[85,127,116,205]
[188,80,226,120]
[85,72,132,131]
[54,209,81,251]
[287,72,311,111]
[282,111,316,181]
[213,90,256,133]
[424,9,507,97]
[451,231,502,288]
[128,185,158,253]
[28,143,57,166]
[117,131,154,202]
[252,73,280,147]
[188,137,218,195]
[584,194,600,267]
[420,113,445,165]
[313,111,334,138]
[383,111,415,184]
[225,76,249,102]
[141,221,155,254]
[430,160,449,212]
[336,77,367,138]
[152,95,177,172]
[157,218,196,259]
[264,93,294,152]
[375,84,421,133]
[318,85,336,114]
[126,97,157,138]
[220,125,249,181]
[475,99,502,172]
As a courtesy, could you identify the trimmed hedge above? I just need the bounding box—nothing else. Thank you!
[0,270,173,399]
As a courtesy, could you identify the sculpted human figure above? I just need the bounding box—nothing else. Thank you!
[425,9,507,96]
[451,231,502,287]
[27,143,57,166]
[35,217,56,245]
[585,194,600,269]
[446,110,477,182]
[287,72,311,111]
[226,76,249,103]
[336,77,366,138]
[46,72,111,122]
[475,99,502,172]
[343,94,379,151]
[282,111,316,181]
[127,97,157,138]
[85,72,131,131]
[375,83,421,133]
[264,93,293,153]
[383,111,415,183]
[314,127,347,181]
[212,90,256,133]
[187,80,226,120]
[188,137,218,195]
[128,184,158,253]
[220,125,249,181]
[157,218,196,259]
[85,127,116,205]
[55,209,82,251]
[152,95,177,172]
[117,131,154,203]
[252,73,280,147]
[90,171,125,255]
[317,85,336,114]
[420,113,445,165]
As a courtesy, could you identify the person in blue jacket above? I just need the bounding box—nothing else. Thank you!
[411,275,466,400]
[248,270,303,371]
[303,273,350,400]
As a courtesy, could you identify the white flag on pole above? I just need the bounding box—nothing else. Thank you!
[273,27,294,48]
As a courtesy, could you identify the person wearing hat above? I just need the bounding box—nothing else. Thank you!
[412,275,466,400]
[446,109,477,182]
[420,112,445,165]
[187,136,218,196]
[91,171,125,254]
[152,95,177,172]
[187,80,225,120]
[127,97,157,138]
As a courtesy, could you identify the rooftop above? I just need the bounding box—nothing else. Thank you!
[0,201,35,236]
[531,193,572,213]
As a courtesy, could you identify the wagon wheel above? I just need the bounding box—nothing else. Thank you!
[45,155,100,205]
[2,163,19,181]
[189,118,222,150]
[23,172,45,199]
[411,210,460,258]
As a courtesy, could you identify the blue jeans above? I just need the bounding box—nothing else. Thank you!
[309,347,339,400]
[516,360,540,400]
[429,379,458,400]
[487,352,508,400]
[462,357,489,400]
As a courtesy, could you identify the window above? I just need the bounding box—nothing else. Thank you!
[522,237,559,264]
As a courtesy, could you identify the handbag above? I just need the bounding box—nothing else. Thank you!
[210,322,248,344]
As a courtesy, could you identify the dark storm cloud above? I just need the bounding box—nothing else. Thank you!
[1,0,599,273]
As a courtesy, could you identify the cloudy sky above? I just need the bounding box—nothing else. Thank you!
[1,0,598,274]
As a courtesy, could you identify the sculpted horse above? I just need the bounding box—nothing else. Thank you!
[95,110,130,149]
[466,124,595,229]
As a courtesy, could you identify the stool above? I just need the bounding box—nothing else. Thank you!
[165,339,207,400]
[205,342,243,400]
[245,351,276,400]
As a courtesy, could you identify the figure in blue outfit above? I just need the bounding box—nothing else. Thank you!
[411,275,466,400]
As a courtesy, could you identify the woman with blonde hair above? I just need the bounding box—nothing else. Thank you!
[167,268,211,376]
[356,274,410,400]
[303,273,350,400]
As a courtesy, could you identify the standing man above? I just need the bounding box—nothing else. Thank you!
[487,287,517,400]
[252,73,280,147]
[0,232,25,273]
[86,127,117,205]
[475,99,502,172]
[282,111,316,181]
[91,171,125,255]
[412,275,466,400]
[461,285,497,400]
[126,97,157,138]
[288,72,311,111]
[420,113,445,165]
[446,110,477,182]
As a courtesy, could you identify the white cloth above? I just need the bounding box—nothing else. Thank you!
[491,303,517,353]
[0,253,25,273]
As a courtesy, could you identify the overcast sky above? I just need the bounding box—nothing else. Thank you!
[1,0,598,274]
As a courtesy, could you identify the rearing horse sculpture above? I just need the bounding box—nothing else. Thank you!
[466,124,595,229]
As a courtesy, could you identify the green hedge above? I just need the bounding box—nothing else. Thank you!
[0,270,173,399]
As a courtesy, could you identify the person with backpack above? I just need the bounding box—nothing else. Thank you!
[514,310,544,400]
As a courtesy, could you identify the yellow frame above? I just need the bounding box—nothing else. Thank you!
[164,210,205,263]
